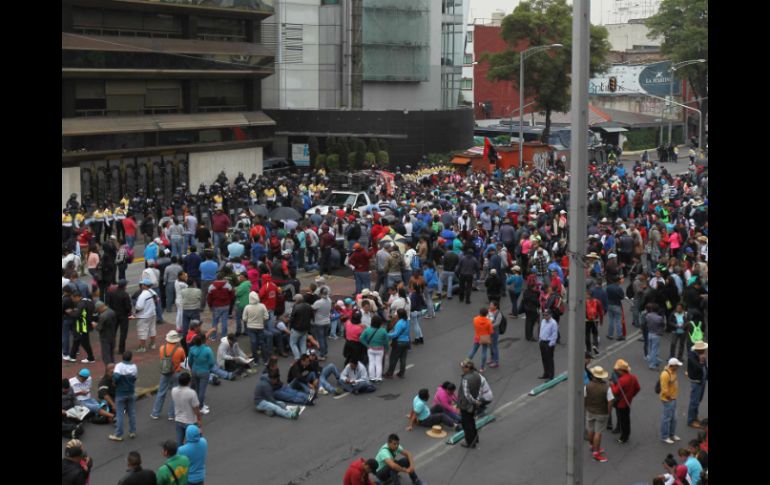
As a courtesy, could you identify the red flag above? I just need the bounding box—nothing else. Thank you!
[483,137,491,160]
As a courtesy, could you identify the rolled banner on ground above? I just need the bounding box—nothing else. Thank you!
[529,372,568,396]
[446,415,496,445]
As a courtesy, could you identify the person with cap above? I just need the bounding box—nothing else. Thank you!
[66,290,97,364]
[609,359,640,444]
[660,357,683,444]
[134,278,159,353]
[69,368,115,422]
[94,300,117,366]
[349,242,375,295]
[686,341,708,429]
[538,309,558,380]
[109,351,138,441]
[584,366,614,462]
[62,439,93,485]
[156,440,190,485]
[457,358,483,449]
[150,330,186,421]
[374,433,426,485]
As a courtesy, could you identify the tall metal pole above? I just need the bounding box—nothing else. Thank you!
[567,0,589,484]
[668,65,674,144]
[519,53,524,169]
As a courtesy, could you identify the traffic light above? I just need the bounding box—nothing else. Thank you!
[608,76,617,93]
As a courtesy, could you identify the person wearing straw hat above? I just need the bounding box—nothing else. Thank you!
[660,357,683,444]
[585,366,614,462]
[686,341,708,429]
[151,330,186,421]
[609,359,640,444]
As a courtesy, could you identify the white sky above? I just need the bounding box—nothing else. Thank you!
[468,0,619,27]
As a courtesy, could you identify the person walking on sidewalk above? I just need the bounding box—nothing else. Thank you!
[151,330,186,421]
[585,366,614,462]
[468,308,493,372]
[687,341,708,429]
[585,291,605,357]
[609,359,640,444]
[66,290,97,364]
[660,358,683,444]
[109,351,138,442]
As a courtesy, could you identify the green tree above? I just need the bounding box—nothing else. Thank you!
[485,0,609,144]
[308,136,319,169]
[364,152,376,168]
[376,150,390,168]
[347,152,357,169]
[326,154,340,172]
[368,138,380,154]
[645,0,708,146]
[351,138,367,169]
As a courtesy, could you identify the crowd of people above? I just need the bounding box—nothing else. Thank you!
[63,147,708,484]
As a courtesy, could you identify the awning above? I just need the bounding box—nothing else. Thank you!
[451,157,471,165]
[597,126,629,133]
[62,111,275,137]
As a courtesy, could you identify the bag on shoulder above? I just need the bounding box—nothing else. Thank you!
[479,334,492,345]
[411,253,421,270]
[160,343,180,375]
[689,321,703,343]
[498,314,508,335]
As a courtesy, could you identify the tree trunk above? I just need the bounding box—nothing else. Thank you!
[542,108,552,145]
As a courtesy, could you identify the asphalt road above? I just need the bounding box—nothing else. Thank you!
[75,289,707,485]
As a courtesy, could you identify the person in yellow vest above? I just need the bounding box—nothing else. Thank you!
[265,187,277,209]
[103,206,114,241]
[120,195,130,211]
[318,168,326,177]
[91,207,104,244]
[249,188,257,205]
[279,183,289,199]
[62,210,74,243]
[212,193,224,206]
[114,205,127,241]
[75,208,86,231]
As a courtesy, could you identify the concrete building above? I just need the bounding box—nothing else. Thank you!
[61,0,277,208]
[262,0,474,165]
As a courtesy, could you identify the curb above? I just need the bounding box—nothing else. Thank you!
[528,373,568,396]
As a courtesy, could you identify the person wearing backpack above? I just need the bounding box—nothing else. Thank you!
[659,358,683,444]
[150,330,186,421]
[585,291,605,356]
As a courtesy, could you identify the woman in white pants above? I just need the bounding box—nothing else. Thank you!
[360,316,389,382]
[174,272,189,332]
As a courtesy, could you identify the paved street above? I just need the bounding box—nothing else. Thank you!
[69,272,707,484]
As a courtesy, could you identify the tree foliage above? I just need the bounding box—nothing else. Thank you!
[485,0,610,144]
[376,150,390,168]
[646,0,708,143]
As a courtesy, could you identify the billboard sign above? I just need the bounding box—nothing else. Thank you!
[589,62,681,97]
[292,143,310,167]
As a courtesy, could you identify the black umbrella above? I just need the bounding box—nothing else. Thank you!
[269,206,302,221]
[249,204,269,217]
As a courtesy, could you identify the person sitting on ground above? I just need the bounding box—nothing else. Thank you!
[343,458,379,485]
[216,333,253,377]
[374,434,426,485]
[69,368,115,423]
[97,363,117,416]
[254,369,301,419]
[433,381,461,422]
[406,388,461,432]
[263,355,316,406]
[288,353,319,397]
[340,357,377,394]
[306,349,344,396]
[62,379,84,439]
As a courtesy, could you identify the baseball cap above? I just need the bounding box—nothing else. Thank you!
[78,369,90,378]
[668,358,683,367]
[139,278,153,286]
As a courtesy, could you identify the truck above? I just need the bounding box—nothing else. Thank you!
[305,191,374,218]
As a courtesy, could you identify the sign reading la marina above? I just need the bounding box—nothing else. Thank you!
[589,61,681,97]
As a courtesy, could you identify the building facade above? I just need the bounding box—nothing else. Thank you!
[62,0,277,208]
[262,0,473,165]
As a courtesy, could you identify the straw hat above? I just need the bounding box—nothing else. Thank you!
[586,252,601,260]
[590,366,609,380]
[691,341,708,351]
[426,425,448,439]
[697,236,708,244]
[613,359,631,372]
[165,330,181,344]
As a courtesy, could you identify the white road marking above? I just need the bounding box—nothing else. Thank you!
[406,364,415,370]
[333,392,350,400]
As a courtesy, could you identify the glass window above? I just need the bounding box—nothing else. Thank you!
[461,78,473,90]
[197,80,246,112]
[196,17,247,42]
[464,54,473,65]
[467,31,473,43]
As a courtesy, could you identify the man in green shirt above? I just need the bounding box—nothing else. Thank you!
[374,434,425,485]
[156,440,190,485]
[234,273,252,337]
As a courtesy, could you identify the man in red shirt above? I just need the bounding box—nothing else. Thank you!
[318,226,336,277]
[609,359,640,444]
[211,207,231,259]
[122,214,137,249]
[259,274,279,335]
[348,243,375,295]
[207,276,234,340]
[343,458,378,485]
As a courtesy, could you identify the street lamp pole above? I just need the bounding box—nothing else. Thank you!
[518,44,562,169]
[668,59,706,144]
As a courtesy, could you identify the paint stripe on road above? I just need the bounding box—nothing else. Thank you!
[333,392,350,400]
[406,364,415,370]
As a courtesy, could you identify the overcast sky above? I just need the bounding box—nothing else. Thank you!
[468,0,630,27]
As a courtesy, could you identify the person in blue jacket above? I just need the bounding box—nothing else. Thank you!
[384,309,411,379]
[178,424,208,485]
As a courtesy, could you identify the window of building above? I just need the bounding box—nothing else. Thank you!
[464,53,473,65]
[321,0,341,4]
[461,78,473,90]
[196,17,247,42]
[197,80,246,112]
[466,31,472,43]
[72,7,183,38]
[74,80,182,116]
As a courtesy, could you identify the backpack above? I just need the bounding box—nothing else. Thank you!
[654,369,671,395]
[126,246,135,263]
[411,252,421,271]
[498,314,508,335]
[586,299,600,321]
[689,321,703,343]
[160,343,180,375]
[347,223,361,241]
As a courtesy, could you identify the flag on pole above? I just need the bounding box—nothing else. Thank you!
[483,137,499,163]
